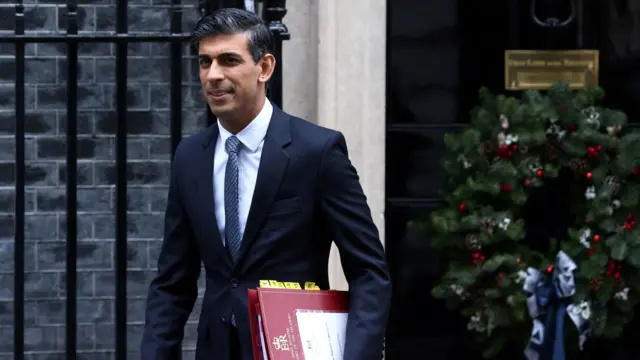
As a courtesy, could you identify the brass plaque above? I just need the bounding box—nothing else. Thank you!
[504,50,599,90]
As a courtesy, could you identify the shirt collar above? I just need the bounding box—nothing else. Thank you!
[217,99,273,153]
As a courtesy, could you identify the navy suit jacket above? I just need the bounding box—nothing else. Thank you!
[141,105,392,360]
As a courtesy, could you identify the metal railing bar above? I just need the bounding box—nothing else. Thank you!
[13,2,26,358]
[170,0,183,161]
[0,33,192,43]
[64,0,79,358]
[114,0,128,357]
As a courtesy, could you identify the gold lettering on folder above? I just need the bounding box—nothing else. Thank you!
[504,50,599,90]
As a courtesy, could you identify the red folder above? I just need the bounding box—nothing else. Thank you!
[248,288,349,360]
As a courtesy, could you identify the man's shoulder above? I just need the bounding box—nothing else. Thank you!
[286,113,341,148]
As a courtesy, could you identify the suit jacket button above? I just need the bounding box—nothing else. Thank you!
[230,278,239,288]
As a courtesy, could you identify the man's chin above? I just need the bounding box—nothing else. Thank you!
[208,103,235,117]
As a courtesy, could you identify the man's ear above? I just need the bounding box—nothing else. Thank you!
[258,54,276,83]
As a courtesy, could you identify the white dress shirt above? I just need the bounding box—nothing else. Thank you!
[214,99,273,246]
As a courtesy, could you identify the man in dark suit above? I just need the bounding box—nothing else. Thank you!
[141,7,391,360]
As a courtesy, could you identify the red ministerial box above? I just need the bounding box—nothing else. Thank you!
[248,288,349,360]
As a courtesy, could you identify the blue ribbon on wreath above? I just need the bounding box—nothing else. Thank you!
[522,251,592,360]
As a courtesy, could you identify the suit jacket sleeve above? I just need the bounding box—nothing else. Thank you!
[141,144,201,360]
[318,131,392,360]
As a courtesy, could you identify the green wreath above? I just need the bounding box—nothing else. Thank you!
[426,83,640,358]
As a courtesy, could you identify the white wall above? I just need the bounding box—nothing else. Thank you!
[282,0,387,290]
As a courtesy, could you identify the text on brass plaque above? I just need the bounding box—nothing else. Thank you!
[504,50,599,90]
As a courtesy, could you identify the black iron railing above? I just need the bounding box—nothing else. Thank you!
[6,0,288,359]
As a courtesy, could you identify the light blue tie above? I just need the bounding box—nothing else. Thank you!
[224,135,243,262]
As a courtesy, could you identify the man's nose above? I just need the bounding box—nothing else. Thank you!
[206,62,224,81]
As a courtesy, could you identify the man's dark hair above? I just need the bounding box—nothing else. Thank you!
[190,8,275,63]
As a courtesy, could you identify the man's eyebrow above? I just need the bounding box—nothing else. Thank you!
[198,52,243,59]
[218,52,243,58]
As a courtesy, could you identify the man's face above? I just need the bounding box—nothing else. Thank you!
[198,33,265,120]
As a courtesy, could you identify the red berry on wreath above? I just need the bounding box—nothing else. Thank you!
[634,167,639,175]
[546,265,554,273]
[593,234,600,242]
[496,145,511,159]
[458,203,466,212]
[536,169,544,178]
[524,179,531,186]
[586,172,593,180]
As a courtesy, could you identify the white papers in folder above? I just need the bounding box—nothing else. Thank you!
[296,310,348,360]
[258,314,269,359]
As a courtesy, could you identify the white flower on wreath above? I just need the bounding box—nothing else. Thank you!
[614,287,630,301]
[613,199,622,209]
[506,295,515,305]
[449,284,463,295]
[457,154,472,169]
[505,134,518,145]
[500,114,509,129]
[582,106,601,129]
[498,132,507,146]
[515,270,528,284]
[546,124,566,140]
[498,218,511,230]
[467,311,486,333]
[579,228,592,248]
[570,301,591,320]
[585,186,596,200]
[527,162,543,173]
[607,124,621,135]
[497,132,518,147]
[449,284,468,300]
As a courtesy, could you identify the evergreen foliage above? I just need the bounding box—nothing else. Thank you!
[425,83,640,357]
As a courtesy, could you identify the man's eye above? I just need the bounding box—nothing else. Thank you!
[199,59,211,66]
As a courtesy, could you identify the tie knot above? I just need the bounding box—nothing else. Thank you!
[226,136,242,155]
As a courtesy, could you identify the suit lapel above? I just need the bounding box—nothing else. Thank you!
[196,125,233,267]
[236,106,292,267]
